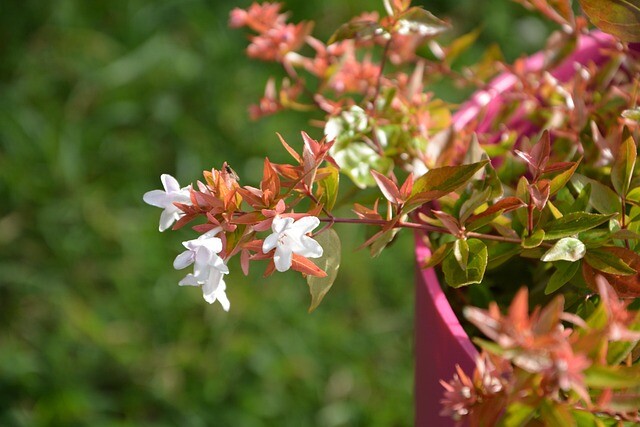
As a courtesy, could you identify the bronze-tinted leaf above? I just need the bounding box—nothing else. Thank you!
[583,246,640,297]
[578,0,640,42]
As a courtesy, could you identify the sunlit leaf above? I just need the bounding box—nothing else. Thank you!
[611,131,637,197]
[545,260,580,294]
[442,238,487,287]
[316,164,340,211]
[328,20,385,44]
[578,0,640,42]
[584,364,640,389]
[571,174,620,215]
[543,212,615,240]
[396,7,451,37]
[404,161,488,213]
[307,229,341,312]
[541,238,586,262]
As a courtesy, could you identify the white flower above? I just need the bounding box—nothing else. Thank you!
[143,174,192,231]
[262,216,323,272]
[179,270,230,311]
[174,229,230,310]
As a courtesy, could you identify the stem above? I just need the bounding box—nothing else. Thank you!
[318,217,525,244]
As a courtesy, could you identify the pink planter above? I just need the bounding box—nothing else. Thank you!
[414,31,616,427]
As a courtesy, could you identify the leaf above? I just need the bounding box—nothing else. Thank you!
[370,226,400,257]
[543,212,615,240]
[578,0,640,42]
[539,399,574,427]
[316,164,340,211]
[466,196,526,224]
[584,247,636,275]
[611,131,637,197]
[541,238,586,262]
[545,260,580,294]
[583,246,640,297]
[550,159,580,195]
[307,229,341,312]
[584,364,640,389]
[396,7,451,37]
[371,170,402,204]
[442,238,487,288]
[522,229,545,248]
[454,239,469,270]
[328,20,385,44]
[422,242,452,269]
[607,310,640,364]
[404,161,488,213]
[571,174,620,215]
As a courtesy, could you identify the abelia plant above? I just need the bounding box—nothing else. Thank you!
[144,0,640,423]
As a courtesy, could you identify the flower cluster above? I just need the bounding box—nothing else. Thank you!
[143,152,329,310]
[145,0,640,423]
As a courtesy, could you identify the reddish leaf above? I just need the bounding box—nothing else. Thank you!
[467,196,526,223]
[276,132,302,163]
[578,0,640,42]
[291,254,327,278]
[529,179,550,211]
[371,170,402,204]
[583,246,640,297]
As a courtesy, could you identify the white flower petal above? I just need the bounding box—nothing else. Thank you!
[296,235,323,258]
[290,216,320,235]
[262,232,280,253]
[178,273,200,287]
[216,284,231,312]
[173,250,194,270]
[193,248,213,280]
[272,216,294,234]
[200,236,223,254]
[143,190,170,208]
[274,245,293,272]
[159,209,176,232]
[161,174,181,193]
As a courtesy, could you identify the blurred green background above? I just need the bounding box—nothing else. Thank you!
[0,1,549,425]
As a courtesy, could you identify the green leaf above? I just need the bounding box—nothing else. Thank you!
[607,311,640,364]
[442,238,487,287]
[584,364,640,389]
[454,238,469,270]
[584,248,636,275]
[540,399,574,427]
[550,159,580,195]
[571,174,620,215]
[522,229,545,248]
[578,0,640,42]
[499,402,536,427]
[487,243,522,269]
[316,164,340,211]
[307,229,341,312]
[622,107,640,122]
[543,212,615,240]
[370,227,400,257]
[422,242,452,269]
[611,132,637,197]
[545,260,580,294]
[396,7,451,37]
[541,238,586,262]
[404,161,489,213]
[328,20,385,44]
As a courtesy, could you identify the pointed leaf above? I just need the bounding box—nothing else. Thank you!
[442,238,487,288]
[404,161,488,213]
[611,131,637,197]
[571,174,620,215]
[396,7,451,37]
[371,170,402,204]
[541,238,586,262]
[578,0,640,42]
[422,242,452,269]
[543,212,615,240]
[307,229,341,312]
[328,20,385,44]
[545,260,580,294]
